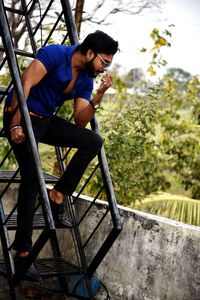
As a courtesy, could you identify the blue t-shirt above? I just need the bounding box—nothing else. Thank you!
[6,44,93,117]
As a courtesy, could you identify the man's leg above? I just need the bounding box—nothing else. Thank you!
[3,114,41,252]
[12,145,39,252]
[3,113,51,280]
[3,137,41,281]
[41,116,103,198]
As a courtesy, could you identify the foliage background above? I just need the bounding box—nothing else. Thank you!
[1,1,200,226]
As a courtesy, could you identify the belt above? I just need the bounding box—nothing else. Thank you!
[29,111,45,119]
[4,106,45,119]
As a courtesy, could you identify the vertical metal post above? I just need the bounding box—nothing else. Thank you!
[0,0,54,229]
[60,0,79,45]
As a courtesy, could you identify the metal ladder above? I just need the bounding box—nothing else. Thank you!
[0,0,122,299]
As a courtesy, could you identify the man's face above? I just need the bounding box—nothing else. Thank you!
[86,52,113,78]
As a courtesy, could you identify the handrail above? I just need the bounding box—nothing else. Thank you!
[0,0,54,230]
[59,0,123,276]
[60,0,122,232]
[91,116,122,230]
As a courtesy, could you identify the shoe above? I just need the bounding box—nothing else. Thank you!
[14,254,40,282]
[47,189,74,228]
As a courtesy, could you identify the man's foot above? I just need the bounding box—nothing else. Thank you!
[47,189,74,228]
[14,254,40,282]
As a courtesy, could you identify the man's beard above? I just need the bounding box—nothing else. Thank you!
[85,59,96,78]
[85,56,101,78]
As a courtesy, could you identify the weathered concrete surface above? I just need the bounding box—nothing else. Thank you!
[73,195,200,300]
[0,277,77,300]
[0,184,200,300]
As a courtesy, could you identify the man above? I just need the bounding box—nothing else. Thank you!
[3,30,118,280]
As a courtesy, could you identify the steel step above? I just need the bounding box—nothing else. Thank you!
[4,213,73,230]
[0,170,58,184]
[0,128,6,138]
[4,213,45,230]
[0,86,8,96]
[0,257,83,278]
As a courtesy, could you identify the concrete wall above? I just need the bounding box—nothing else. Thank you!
[0,184,200,300]
[73,195,200,300]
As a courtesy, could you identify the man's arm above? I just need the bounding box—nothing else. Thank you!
[10,59,47,144]
[74,73,112,128]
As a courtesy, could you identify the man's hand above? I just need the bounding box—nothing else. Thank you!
[74,73,113,127]
[96,73,113,94]
[10,126,25,144]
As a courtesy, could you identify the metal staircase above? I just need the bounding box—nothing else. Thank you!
[0,0,122,299]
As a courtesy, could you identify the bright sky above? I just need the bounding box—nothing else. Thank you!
[80,0,200,77]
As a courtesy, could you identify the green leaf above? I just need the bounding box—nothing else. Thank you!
[134,192,200,226]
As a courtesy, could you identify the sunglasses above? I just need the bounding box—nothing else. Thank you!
[97,53,111,68]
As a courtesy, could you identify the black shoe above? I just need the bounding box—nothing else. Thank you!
[47,190,74,228]
[14,255,40,282]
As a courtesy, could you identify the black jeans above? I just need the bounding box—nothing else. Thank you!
[3,113,103,252]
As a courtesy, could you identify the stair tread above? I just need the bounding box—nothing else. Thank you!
[5,213,46,230]
[0,86,8,95]
[36,258,83,277]
[0,128,6,137]
[4,213,73,230]
[0,257,83,278]
[0,170,58,183]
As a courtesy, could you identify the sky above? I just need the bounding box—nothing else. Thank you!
[80,0,200,77]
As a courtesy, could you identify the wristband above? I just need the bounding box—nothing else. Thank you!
[89,100,100,110]
[10,125,22,133]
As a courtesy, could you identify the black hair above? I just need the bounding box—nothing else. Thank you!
[78,30,119,55]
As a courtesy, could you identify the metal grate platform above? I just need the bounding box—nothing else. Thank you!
[0,257,83,278]
[0,128,6,138]
[0,170,58,183]
[4,214,45,230]
[4,213,73,230]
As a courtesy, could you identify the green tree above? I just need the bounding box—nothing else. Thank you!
[74,0,164,35]
[166,68,192,84]
[134,192,200,226]
[141,25,174,76]
[156,73,200,199]
[88,64,200,226]
[97,87,170,205]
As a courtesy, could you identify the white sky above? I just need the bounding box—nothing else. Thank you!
[80,0,200,77]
